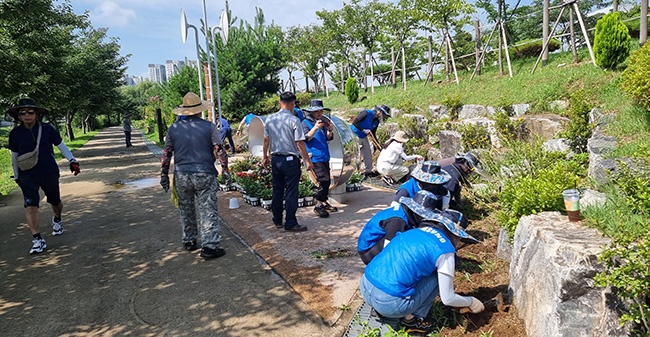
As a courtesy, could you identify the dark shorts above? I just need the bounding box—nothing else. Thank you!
[18,172,61,208]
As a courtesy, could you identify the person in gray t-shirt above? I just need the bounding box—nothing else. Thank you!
[262,92,313,232]
[123,112,133,148]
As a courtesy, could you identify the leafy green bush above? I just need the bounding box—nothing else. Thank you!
[442,94,462,120]
[621,42,650,110]
[493,109,524,143]
[458,123,491,150]
[593,12,631,70]
[510,39,561,60]
[345,77,359,104]
[295,92,312,108]
[560,90,593,153]
[259,94,280,115]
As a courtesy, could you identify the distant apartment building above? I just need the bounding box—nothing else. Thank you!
[165,60,186,80]
[147,64,167,83]
[121,74,145,86]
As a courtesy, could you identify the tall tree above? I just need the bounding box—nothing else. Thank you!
[286,24,330,94]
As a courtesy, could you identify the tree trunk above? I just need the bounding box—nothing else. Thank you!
[65,111,75,141]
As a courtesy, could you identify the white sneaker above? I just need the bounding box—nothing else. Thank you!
[30,238,47,254]
[52,217,64,236]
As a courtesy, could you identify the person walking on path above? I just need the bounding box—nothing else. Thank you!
[262,91,313,232]
[392,160,451,211]
[350,105,391,178]
[7,97,81,254]
[376,130,423,185]
[123,112,133,148]
[301,99,337,218]
[218,116,236,155]
[359,210,484,334]
[159,92,230,259]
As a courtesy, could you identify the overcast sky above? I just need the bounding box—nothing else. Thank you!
[69,0,345,78]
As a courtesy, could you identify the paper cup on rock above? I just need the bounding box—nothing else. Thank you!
[562,189,580,222]
[229,197,240,209]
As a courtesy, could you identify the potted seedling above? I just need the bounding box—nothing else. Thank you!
[259,187,273,210]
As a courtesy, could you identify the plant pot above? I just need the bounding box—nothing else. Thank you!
[229,184,238,191]
[298,197,305,207]
[354,183,362,191]
[304,196,314,206]
[346,184,355,192]
[243,194,250,204]
[249,197,259,206]
[261,199,272,210]
[219,184,229,191]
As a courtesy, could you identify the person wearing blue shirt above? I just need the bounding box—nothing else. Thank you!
[360,209,484,334]
[7,97,81,255]
[219,117,236,155]
[393,160,452,211]
[235,112,257,137]
[350,105,390,178]
[357,190,442,265]
[301,99,337,218]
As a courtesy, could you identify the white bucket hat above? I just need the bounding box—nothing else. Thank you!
[173,92,213,116]
[391,130,409,143]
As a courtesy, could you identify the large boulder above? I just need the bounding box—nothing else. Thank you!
[462,117,502,148]
[458,104,488,119]
[438,130,462,158]
[428,105,449,120]
[400,114,429,139]
[521,114,569,140]
[509,212,630,337]
[587,128,618,184]
[511,103,530,117]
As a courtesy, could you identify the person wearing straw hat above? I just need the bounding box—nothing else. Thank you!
[7,97,81,254]
[302,99,338,218]
[262,91,314,232]
[376,130,423,185]
[350,104,391,179]
[359,208,484,334]
[159,92,230,259]
[358,190,450,265]
[392,160,451,211]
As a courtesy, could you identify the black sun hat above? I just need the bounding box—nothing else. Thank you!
[7,97,49,118]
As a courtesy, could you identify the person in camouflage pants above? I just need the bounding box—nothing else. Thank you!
[160,92,230,260]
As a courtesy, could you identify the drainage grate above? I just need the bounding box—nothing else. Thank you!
[344,301,400,337]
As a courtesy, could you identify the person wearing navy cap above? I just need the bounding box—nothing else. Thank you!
[350,104,391,178]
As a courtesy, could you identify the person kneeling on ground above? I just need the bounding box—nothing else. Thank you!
[376,130,423,185]
[441,151,480,211]
[359,210,484,334]
[392,160,451,210]
[357,190,441,265]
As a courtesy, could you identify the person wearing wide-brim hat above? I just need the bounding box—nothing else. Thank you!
[360,203,483,334]
[301,99,337,218]
[159,92,231,259]
[7,97,81,255]
[391,160,452,210]
[376,130,424,185]
[350,104,391,178]
[439,151,481,211]
[357,189,443,265]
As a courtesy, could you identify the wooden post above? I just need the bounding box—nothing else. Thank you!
[363,52,368,92]
[572,2,596,66]
[543,0,550,66]
[305,76,309,93]
[428,36,433,81]
[470,21,498,80]
[532,6,566,73]
[340,63,344,92]
[570,7,578,63]
[445,33,460,84]
[391,46,396,88]
[641,0,648,46]
[474,20,481,76]
[500,20,513,78]
[401,44,407,90]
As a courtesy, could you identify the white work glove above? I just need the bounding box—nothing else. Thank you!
[362,129,370,135]
[390,201,400,208]
[469,297,485,313]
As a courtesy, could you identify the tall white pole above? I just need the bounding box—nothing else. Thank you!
[211,27,223,125]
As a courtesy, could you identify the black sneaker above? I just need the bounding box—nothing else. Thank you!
[200,247,226,259]
[399,316,434,334]
[184,240,198,251]
[322,202,338,212]
[284,224,308,232]
[314,205,329,218]
[274,222,284,229]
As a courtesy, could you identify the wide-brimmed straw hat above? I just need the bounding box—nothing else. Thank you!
[173,92,213,116]
[303,99,331,112]
[399,190,442,220]
[421,210,478,244]
[391,130,409,143]
[7,97,49,118]
[411,160,452,184]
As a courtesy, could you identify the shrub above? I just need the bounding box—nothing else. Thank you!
[458,123,491,150]
[295,92,312,108]
[493,109,524,143]
[593,12,631,70]
[621,42,650,110]
[345,77,359,104]
[560,90,593,153]
[510,39,561,60]
[442,94,462,120]
[259,95,280,115]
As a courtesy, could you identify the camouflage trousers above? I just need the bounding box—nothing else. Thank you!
[174,172,222,249]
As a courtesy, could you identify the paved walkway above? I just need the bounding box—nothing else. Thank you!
[0,127,343,337]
